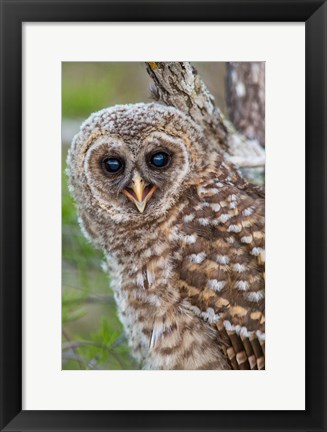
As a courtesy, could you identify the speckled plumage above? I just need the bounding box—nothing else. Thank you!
[67,102,265,370]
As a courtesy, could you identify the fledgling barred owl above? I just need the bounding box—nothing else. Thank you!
[67,102,265,370]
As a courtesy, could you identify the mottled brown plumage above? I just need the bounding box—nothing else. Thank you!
[67,102,265,370]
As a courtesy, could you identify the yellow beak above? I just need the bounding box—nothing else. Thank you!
[122,172,157,213]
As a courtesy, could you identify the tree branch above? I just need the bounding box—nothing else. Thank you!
[226,62,265,147]
[145,62,265,171]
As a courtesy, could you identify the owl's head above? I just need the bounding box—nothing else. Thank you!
[68,103,213,227]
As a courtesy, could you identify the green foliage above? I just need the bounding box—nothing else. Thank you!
[62,62,148,118]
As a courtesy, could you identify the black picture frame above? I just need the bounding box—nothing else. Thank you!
[0,1,326,431]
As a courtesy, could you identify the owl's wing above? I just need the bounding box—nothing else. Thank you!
[177,179,265,370]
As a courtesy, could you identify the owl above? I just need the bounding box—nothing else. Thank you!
[67,102,265,370]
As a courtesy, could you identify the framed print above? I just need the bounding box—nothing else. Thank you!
[0,1,326,431]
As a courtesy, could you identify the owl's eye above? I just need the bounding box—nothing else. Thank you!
[149,152,170,168]
[102,157,124,174]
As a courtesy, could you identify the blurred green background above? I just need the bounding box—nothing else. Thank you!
[62,62,229,370]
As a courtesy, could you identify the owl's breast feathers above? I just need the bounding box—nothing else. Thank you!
[173,170,265,370]
[108,169,265,370]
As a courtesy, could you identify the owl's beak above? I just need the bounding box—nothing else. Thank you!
[122,172,157,213]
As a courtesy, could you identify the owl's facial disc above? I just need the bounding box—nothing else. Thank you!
[84,130,192,222]
[122,172,157,213]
